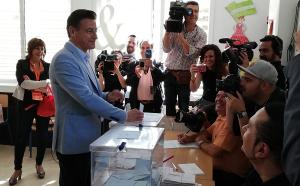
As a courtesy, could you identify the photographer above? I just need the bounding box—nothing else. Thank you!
[97,50,126,92]
[178,91,251,186]
[126,40,164,113]
[225,60,285,139]
[163,0,207,116]
[190,44,228,107]
[96,50,127,134]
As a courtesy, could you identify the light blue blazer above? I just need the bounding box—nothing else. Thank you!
[50,42,126,154]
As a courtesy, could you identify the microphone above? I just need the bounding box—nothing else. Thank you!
[219,38,240,44]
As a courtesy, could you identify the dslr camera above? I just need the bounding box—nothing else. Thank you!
[216,38,257,95]
[96,50,117,72]
[175,104,217,133]
[175,110,207,132]
[165,1,192,33]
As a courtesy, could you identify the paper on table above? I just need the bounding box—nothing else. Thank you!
[178,163,204,175]
[143,112,164,122]
[164,140,198,149]
[162,166,196,184]
[117,131,140,139]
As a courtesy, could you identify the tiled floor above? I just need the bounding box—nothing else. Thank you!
[0,145,59,186]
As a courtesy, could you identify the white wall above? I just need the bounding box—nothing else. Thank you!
[209,0,270,57]
[270,0,299,64]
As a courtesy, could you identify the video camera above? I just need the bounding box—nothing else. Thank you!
[165,1,192,33]
[96,50,117,72]
[216,38,257,95]
[219,38,257,65]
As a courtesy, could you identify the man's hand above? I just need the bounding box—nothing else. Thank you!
[106,90,124,103]
[126,109,144,122]
[239,50,249,67]
[177,133,196,144]
[225,91,246,114]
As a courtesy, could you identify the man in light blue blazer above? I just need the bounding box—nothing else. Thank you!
[50,9,143,186]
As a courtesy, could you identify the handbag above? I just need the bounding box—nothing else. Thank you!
[37,85,55,117]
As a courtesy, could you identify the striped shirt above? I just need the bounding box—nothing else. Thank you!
[163,25,207,70]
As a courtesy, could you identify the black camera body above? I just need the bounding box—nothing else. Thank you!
[175,110,206,132]
[139,60,144,68]
[165,1,192,33]
[217,38,257,95]
[216,74,241,95]
[97,50,117,72]
[220,38,257,65]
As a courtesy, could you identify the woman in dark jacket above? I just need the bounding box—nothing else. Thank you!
[9,38,50,185]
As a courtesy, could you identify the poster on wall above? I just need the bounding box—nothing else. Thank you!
[225,0,257,45]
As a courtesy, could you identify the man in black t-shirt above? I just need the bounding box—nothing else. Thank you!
[259,35,286,90]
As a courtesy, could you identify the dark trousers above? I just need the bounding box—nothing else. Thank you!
[164,71,190,116]
[14,103,49,170]
[131,101,162,113]
[56,152,91,186]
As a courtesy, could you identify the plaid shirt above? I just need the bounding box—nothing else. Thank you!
[163,25,207,70]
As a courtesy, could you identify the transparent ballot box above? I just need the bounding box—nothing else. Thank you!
[90,126,164,186]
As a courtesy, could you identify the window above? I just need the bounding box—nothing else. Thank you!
[25,0,70,63]
[0,2,21,84]
[0,0,70,87]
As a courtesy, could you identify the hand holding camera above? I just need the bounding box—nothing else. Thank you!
[97,63,103,75]
[165,1,192,33]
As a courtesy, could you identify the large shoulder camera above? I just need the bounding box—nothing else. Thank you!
[220,38,257,65]
[96,50,117,73]
[165,1,192,33]
[216,38,257,95]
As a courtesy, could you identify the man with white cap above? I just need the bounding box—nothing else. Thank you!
[225,59,286,185]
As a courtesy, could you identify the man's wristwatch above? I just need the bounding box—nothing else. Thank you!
[237,111,248,119]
